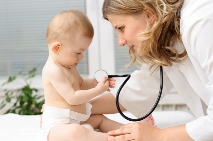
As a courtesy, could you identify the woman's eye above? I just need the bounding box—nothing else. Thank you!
[118,27,124,32]
[75,53,81,55]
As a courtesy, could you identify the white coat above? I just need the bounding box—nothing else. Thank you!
[111,0,213,140]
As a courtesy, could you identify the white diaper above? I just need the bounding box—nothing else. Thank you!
[38,103,93,141]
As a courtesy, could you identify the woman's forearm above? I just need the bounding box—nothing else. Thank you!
[90,93,126,114]
[160,124,193,141]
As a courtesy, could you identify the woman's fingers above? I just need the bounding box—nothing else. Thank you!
[107,125,133,141]
[108,124,133,135]
[108,134,132,141]
[108,78,116,88]
[107,122,148,141]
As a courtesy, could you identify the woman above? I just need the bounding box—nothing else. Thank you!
[91,0,213,140]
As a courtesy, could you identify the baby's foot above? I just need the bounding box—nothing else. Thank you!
[139,114,155,126]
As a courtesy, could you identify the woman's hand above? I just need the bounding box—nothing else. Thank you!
[108,77,116,90]
[107,122,162,141]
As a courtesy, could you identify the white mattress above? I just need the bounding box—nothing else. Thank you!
[0,111,195,141]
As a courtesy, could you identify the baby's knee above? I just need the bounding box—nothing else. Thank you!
[67,124,88,138]
[48,124,88,141]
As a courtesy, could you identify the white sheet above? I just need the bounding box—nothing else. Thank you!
[0,111,195,141]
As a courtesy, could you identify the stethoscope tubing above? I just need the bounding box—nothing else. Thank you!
[113,66,163,121]
[108,74,129,78]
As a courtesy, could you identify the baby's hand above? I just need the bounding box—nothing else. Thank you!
[96,76,109,93]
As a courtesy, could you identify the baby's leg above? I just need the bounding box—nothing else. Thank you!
[84,114,122,133]
[48,123,108,141]
[139,114,155,126]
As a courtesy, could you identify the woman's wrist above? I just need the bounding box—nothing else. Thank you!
[152,127,165,141]
[158,124,193,141]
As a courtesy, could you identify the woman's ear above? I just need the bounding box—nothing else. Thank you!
[143,8,156,25]
[51,42,61,54]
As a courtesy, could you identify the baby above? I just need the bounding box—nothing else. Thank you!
[38,9,123,141]
[38,9,155,141]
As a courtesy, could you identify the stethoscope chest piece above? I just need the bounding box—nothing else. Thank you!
[94,69,109,82]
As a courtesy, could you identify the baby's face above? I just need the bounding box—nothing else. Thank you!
[57,36,92,69]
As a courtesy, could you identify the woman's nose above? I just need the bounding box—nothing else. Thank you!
[78,54,83,60]
[118,37,126,46]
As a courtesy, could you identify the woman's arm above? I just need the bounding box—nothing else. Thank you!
[90,93,126,114]
[181,6,213,140]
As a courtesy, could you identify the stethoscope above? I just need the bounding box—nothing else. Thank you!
[94,66,163,122]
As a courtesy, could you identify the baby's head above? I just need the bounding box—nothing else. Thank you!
[46,9,94,45]
[46,10,94,69]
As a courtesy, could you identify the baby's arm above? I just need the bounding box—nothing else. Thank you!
[79,77,97,90]
[46,67,109,105]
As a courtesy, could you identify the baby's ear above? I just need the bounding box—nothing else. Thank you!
[51,42,61,54]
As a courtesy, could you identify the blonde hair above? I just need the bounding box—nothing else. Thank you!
[103,0,187,68]
[46,9,94,44]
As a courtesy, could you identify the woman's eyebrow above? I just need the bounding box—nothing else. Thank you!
[78,49,85,52]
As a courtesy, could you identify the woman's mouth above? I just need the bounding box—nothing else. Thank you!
[129,45,135,50]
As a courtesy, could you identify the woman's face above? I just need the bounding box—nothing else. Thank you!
[108,14,148,53]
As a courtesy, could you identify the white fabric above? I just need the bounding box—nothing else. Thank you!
[0,114,40,141]
[0,111,195,141]
[181,0,213,140]
[111,0,213,140]
[81,124,94,131]
[38,104,92,141]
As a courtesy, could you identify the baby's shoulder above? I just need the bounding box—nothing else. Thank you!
[42,62,63,77]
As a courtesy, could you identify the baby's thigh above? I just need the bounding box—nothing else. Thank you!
[84,114,108,128]
[48,123,107,141]
[48,124,80,141]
